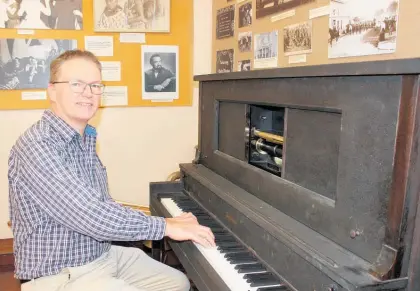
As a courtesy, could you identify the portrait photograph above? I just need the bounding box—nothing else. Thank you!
[93,0,170,32]
[238,2,252,28]
[141,45,178,100]
[0,0,83,30]
[0,38,77,90]
[238,31,252,53]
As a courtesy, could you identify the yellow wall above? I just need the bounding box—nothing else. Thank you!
[0,0,213,239]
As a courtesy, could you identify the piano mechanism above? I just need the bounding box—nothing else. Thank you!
[150,58,420,291]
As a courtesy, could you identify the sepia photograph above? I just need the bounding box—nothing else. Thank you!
[216,49,234,73]
[0,38,77,90]
[238,59,251,71]
[256,0,315,19]
[216,4,235,39]
[284,21,312,56]
[94,0,170,32]
[238,2,252,28]
[238,31,252,53]
[254,30,278,69]
[328,0,399,58]
[0,0,83,30]
[141,45,178,100]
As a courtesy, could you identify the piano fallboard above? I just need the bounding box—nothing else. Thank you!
[150,164,408,291]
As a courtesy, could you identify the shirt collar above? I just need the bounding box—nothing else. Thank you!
[42,109,97,142]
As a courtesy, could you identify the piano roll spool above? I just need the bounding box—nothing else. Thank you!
[251,138,283,157]
[252,128,284,145]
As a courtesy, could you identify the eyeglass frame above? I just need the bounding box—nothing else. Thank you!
[51,79,106,95]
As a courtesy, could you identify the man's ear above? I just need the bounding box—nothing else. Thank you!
[47,83,56,102]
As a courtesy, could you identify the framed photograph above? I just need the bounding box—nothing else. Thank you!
[0,38,77,90]
[238,31,252,53]
[283,21,312,56]
[256,0,315,19]
[93,0,170,33]
[238,2,252,28]
[254,30,278,69]
[141,45,178,100]
[0,0,83,30]
[238,60,251,71]
[328,0,399,58]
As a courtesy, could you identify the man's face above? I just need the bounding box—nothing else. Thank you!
[151,56,162,69]
[105,0,117,9]
[48,58,102,126]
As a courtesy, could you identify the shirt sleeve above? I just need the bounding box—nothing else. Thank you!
[16,139,166,242]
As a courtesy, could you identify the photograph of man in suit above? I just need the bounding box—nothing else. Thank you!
[144,53,176,92]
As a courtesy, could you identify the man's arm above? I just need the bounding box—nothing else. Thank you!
[16,139,166,242]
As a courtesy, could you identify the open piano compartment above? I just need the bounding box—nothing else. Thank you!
[150,58,420,291]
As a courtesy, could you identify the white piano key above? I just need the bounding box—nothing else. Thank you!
[160,197,286,291]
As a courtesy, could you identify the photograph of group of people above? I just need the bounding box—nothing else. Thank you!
[0,38,77,90]
[94,0,170,32]
[0,0,83,30]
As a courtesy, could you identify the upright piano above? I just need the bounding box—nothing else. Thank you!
[150,58,420,291]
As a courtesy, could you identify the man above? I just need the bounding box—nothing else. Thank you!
[144,53,176,92]
[8,49,215,291]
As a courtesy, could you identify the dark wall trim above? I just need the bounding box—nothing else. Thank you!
[194,58,420,81]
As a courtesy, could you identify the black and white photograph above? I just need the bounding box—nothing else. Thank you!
[238,2,252,28]
[0,0,83,30]
[238,59,251,71]
[328,0,399,58]
[94,0,170,32]
[141,45,178,100]
[216,49,234,73]
[238,31,252,52]
[284,21,312,56]
[256,0,315,19]
[0,38,77,90]
[216,4,235,39]
[254,30,278,69]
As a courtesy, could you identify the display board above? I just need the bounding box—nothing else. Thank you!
[0,0,193,110]
[213,0,420,73]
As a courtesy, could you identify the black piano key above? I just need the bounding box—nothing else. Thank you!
[224,251,253,259]
[234,263,266,273]
[228,256,258,264]
[217,241,241,248]
[245,273,281,287]
[219,246,246,253]
[256,286,288,291]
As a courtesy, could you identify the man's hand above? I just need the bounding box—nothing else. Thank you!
[164,212,216,248]
[153,85,164,91]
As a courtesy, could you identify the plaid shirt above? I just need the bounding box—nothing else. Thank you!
[8,110,166,279]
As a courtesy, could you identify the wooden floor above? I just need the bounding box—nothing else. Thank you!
[0,272,20,291]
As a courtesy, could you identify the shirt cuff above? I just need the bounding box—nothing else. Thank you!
[146,216,166,240]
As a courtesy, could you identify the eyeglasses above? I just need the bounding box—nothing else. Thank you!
[52,80,105,95]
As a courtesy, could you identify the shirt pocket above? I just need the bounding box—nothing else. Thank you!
[95,158,112,201]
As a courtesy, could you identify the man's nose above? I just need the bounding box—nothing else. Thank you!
[82,85,93,97]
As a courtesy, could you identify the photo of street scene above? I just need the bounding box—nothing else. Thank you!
[328,0,399,58]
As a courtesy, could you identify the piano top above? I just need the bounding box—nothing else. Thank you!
[193,58,420,81]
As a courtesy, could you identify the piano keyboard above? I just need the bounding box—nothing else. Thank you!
[161,195,289,291]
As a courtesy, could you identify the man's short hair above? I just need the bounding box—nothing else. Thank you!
[149,53,161,65]
[49,49,101,83]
